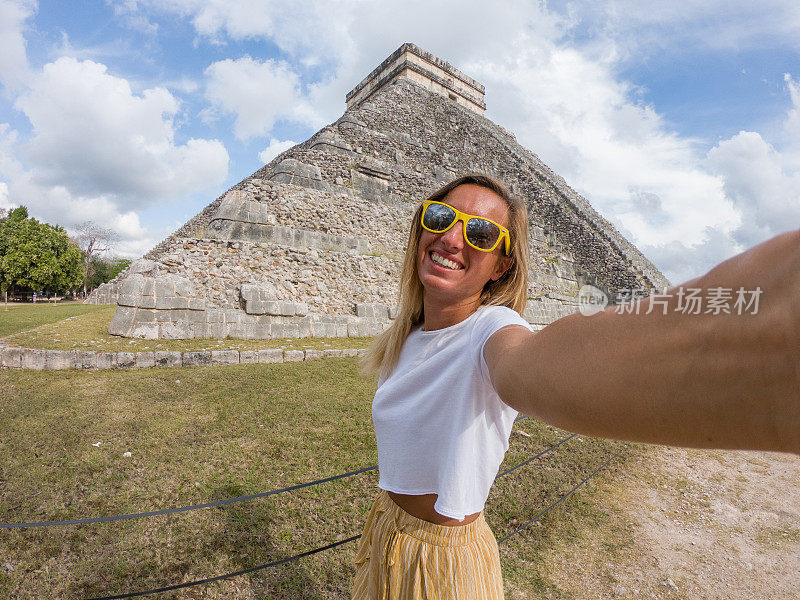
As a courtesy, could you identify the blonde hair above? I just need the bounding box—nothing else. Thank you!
[362,173,529,378]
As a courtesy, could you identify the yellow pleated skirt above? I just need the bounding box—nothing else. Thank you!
[351,490,504,600]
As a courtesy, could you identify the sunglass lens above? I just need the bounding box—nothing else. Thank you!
[423,203,456,231]
[466,218,501,250]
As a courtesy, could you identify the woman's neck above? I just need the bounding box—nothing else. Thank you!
[422,293,482,331]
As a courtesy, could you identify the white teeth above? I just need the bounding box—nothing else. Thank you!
[431,252,460,270]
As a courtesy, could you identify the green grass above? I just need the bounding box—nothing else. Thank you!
[0,302,109,338]
[2,305,374,352]
[0,362,630,600]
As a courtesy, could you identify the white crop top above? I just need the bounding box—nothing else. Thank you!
[372,305,534,521]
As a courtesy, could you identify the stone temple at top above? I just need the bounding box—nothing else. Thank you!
[89,42,668,339]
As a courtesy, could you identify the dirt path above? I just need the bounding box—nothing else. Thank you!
[538,446,800,600]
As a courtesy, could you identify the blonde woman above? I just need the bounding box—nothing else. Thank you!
[352,174,800,599]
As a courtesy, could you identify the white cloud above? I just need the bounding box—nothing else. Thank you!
[640,226,743,285]
[258,138,296,164]
[553,0,800,55]
[14,57,229,202]
[0,0,35,93]
[204,56,320,140]
[3,58,229,257]
[706,130,800,248]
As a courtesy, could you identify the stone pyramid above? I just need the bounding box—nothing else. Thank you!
[92,43,668,340]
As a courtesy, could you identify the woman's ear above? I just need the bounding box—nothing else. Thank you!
[491,256,513,282]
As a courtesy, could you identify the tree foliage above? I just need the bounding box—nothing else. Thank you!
[87,256,131,290]
[0,206,84,294]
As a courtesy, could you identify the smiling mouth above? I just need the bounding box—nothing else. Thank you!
[430,251,463,270]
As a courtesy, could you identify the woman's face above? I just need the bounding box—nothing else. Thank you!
[416,183,512,307]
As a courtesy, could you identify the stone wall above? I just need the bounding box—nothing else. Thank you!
[0,341,365,370]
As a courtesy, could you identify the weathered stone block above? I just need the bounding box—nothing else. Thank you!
[224,309,242,323]
[44,350,73,370]
[284,350,304,362]
[1,346,22,368]
[72,350,97,370]
[245,300,268,315]
[155,295,174,310]
[239,350,258,364]
[207,309,225,323]
[257,349,284,364]
[182,351,211,367]
[283,322,300,338]
[189,309,207,323]
[114,352,136,369]
[170,297,190,310]
[135,352,155,368]
[131,322,159,339]
[252,323,271,338]
[136,309,157,323]
[341,348,359,357]
[21,348,46,370]
[298,317,311,338]
[187,298,206,311]
[227,323,246,338]
[117,294,139,307]
[108,306,137,336]
[295,303,308,317]
[211,350,239,365]
[160,322,193,339]
[209,323,228,338]
[138,295,156,309]
[96,352,114,369]
[304,349,324,360]
[119,273,146,296]
[154,278,174,298]
[192,322,211,338]
[323,349,344,358]
[154,351,182,368]
[279,302,296,317]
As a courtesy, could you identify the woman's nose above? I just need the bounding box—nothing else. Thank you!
[440,221,464,250]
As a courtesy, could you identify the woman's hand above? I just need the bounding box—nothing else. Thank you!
[485,228,800,455]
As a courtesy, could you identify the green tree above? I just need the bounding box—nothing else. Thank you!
[86,256,131,290]
[0,206,84,296]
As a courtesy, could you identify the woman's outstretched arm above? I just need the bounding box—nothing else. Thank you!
[485,229,800,455]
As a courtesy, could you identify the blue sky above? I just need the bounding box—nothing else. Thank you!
[1,0,799,284]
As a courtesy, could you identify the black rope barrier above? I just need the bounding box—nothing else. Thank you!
[0,465,378,529]
[495,433,576,479]
[80,443,623,600]
[2,418,533,529]
[497,448,624,544]
[83,534,362,600]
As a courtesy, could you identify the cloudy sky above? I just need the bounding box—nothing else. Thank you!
[1,0,798,284]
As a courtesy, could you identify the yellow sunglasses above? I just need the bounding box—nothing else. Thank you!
[421,200,511,255]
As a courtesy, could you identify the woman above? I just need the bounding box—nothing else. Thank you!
[352,173,800,599]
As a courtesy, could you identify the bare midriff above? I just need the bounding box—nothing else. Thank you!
[387,491,482,526]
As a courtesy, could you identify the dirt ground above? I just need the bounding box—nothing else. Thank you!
[539,446,800,600]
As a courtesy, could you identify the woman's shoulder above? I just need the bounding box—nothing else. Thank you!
[470,304,532,341]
